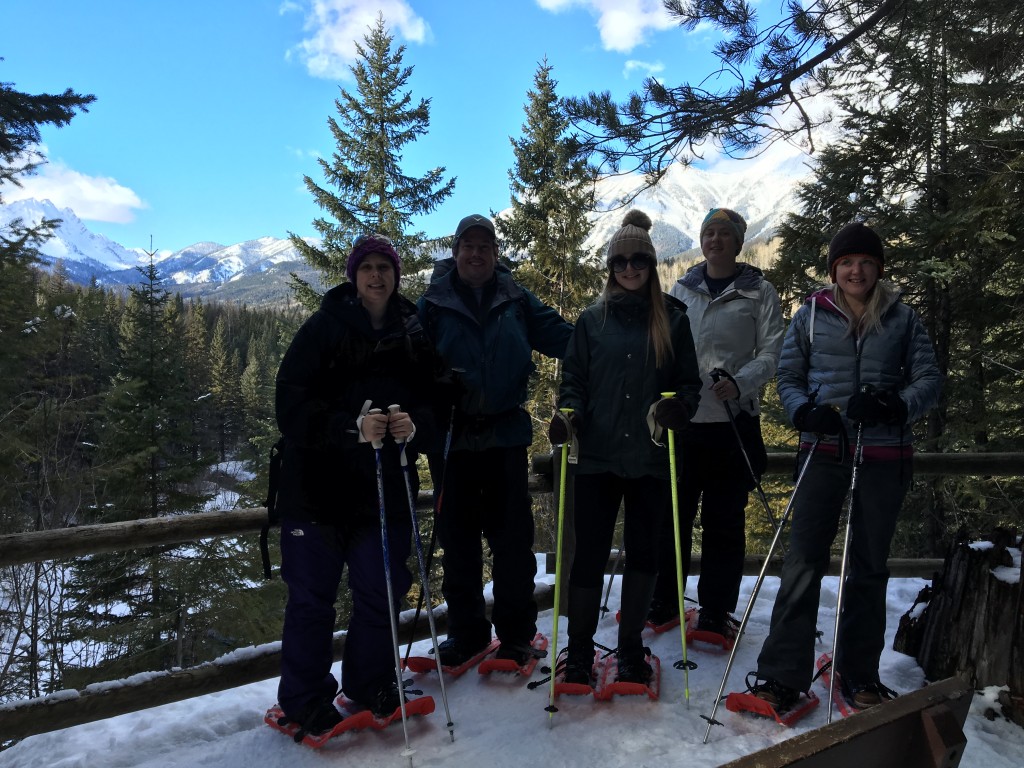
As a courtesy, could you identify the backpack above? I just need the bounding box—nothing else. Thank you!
[260,436,285,580]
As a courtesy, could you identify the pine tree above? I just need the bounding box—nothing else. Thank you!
[94,261,206,519]
[565,1,901,181]
[64,264,212,679]
[1,73,95,192]
[0,75,94,699]
[240,335,274,449]
[288,14,455,308]
[497,59,603,320]
[209,316,242,462]
[496,60,604,441]
[181,300,214,461]
[1,74,94,532]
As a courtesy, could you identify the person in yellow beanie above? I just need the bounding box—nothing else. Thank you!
[650,207,784,644]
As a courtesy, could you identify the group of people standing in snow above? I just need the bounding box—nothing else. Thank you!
[269,203,941,736]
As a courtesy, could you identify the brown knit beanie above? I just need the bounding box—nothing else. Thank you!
[606,210,656,263]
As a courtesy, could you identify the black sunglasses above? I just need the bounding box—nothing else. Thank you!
[610,254,652,273]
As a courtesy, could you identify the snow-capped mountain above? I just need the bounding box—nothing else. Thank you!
[0,198,321,303]
[0,198,147,283]
[581,151,810,259]
[1,156,809,305]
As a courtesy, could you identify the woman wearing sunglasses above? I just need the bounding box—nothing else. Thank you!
[547,210,701,688]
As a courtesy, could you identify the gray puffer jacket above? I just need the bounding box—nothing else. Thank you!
[777,284,941,449]
[670,262,784,422]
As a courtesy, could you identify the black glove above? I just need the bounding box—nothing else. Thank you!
[548,411,577,445]
[435,367,466,411]
[793,402,843,435]
[847,389,907,427]
[652,398,692,432]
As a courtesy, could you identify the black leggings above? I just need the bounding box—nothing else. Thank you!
[569,472,669,588]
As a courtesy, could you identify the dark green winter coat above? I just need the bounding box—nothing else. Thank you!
[558,292,702,479]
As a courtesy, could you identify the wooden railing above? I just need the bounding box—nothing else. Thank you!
[0,452,1021,742]
[6,452,1023,569]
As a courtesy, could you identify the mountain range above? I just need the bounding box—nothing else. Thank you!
[1,153,810,306]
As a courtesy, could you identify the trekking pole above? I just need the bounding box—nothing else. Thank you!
[545,408,573,726]
[390,406,455,742]
[600,546,623,615]
[370,408,415,767]
[710,368,782,542]
[662,391,694,708]
[827,418,865,724]
[403,404,455,668]
[701,436,822,743]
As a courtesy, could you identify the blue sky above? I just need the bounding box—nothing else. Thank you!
[4,1,753,253]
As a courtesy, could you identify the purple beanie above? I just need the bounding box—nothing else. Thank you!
[346,234,401,284]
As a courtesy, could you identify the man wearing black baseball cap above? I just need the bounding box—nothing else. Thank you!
[419,213,573,667]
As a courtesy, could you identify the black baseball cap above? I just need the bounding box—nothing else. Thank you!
[454,214,495,242]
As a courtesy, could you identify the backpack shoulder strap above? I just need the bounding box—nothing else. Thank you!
[260,437,286,580]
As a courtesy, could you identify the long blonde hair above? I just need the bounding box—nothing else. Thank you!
[832,279,898,337]
[601,268,674,369]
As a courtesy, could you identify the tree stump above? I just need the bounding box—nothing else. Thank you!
[894,527,1023,726]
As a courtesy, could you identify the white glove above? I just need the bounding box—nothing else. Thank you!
[356,400,385,448]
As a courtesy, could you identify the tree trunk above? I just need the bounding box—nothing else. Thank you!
[893,527,1023,726]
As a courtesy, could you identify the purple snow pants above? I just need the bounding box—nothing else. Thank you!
[277,517,412,718]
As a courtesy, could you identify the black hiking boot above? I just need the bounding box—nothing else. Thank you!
[647,598,679,626]
[436,636,490,667]
[615,649,653,685]
[616,571,657,685]
[495,645,529,665]
[287,697,344,736]
[564,585,602,684]
[750,677,799,710]
[369,680,406,718]
[697,610,739,640]
[562,642,595,686]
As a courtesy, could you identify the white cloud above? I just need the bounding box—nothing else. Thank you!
[3,157,146,224]
[698,90,840,172]
[283,0,431,80]
[536,0,675,53]
[623,59,664,79]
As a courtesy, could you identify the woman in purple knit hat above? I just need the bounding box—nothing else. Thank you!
[271,233,439,737]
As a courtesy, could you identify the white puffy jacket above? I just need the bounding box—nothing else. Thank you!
[669,262,785,423]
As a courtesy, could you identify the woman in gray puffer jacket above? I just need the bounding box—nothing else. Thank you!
[750,222,940,714]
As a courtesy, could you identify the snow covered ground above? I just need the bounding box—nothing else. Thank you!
[2,565,1021,768]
